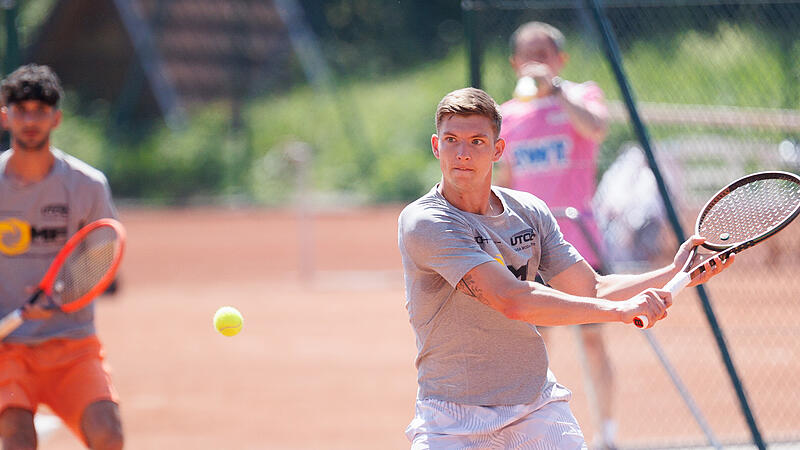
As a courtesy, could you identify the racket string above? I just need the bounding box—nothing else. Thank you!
[54,229,119,304]
[699,178,800,246]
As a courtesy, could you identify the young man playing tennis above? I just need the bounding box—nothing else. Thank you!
[497,21,618,448]
[398,87,732,448]
[0,64,123,449]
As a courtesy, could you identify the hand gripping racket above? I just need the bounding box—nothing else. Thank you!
[0,218,126,339]
[634,171,800,328]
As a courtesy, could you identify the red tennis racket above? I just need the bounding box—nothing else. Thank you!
[635,171,800,328]
[0,218,126,339]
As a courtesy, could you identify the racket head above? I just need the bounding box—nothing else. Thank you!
[38,218,126,313]
[695,171,800,252]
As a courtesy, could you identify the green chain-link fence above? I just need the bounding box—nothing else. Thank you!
[464,0,800,447]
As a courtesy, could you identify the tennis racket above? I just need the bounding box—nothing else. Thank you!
[0,218,126,340]
[634,171,800,328]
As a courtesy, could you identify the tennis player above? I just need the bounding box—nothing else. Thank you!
[398,87,732,448]
[0,64,123,449]
[496,21,617,448]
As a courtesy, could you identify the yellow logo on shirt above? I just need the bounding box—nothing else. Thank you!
[493,254,505,266]
[0,218,31,256]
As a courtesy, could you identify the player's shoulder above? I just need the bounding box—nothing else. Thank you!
[53,148,109,186]
[498,98,528,119]
[499,97,515,111]
[399,186,469,232]
[494,186,548,212]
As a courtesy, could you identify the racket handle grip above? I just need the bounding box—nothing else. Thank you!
[634,272,692,328]
[664,271,691,295]
[0,309,23,340]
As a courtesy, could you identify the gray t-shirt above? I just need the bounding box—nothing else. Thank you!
[0,148,118,344]
[398,185,582,405]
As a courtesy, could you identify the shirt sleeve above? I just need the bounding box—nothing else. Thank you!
[84,175,119,224]
[533,200,584,283]
[399,205,496,288]
[580,81,608,117]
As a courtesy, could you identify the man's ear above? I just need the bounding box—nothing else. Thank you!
[52,109,63,129]
[510,55,520,76]
[493,137,505,162]
[559,51,569,68]
[431,134,440,159]
[0,106,8,130]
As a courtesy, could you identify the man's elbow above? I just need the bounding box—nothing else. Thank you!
[493,285,532,321]
[575,121,607,143]
[591,120,609,142]
[500,303,529,322]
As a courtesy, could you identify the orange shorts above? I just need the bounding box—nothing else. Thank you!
[0,335,118,437]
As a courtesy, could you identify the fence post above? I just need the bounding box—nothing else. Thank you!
[1,1,20,151]
[583,1,766,448]
[2,1,20,76]
[462,1,482,89]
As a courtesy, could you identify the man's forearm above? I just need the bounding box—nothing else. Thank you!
[502,281,623,326]
[596,263,679,301]
[557,91,608,142]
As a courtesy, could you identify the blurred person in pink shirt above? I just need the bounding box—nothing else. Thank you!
[496,21,617,450]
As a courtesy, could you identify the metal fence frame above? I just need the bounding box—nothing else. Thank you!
[462,1,800,446]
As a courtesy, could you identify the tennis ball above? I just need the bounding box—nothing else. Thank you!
[213,306,243,337]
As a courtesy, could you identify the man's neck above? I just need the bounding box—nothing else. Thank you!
[5,145,55,184]
[439,179,496,215]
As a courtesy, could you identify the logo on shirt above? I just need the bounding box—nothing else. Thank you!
[0,218,31,256]
[510,228,535,247]
[492,250,527,281]
[0,218,68,256]
[511,136,572,172]
[475,235,500,245]
[41,204,69,218]
[507,263,528,281]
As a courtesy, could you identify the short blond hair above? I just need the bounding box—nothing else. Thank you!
[510,21,566,56]
[435,87,502,137]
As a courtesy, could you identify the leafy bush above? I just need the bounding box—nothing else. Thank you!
[38,21,794,206]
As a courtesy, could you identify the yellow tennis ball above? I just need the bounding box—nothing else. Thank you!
[213,306,243,337]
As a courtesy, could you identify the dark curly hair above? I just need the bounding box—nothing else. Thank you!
[1,64,63,107]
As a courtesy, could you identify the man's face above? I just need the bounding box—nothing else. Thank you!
[432,114,504,189]
[0,100,62,151]
[511,32,566,77]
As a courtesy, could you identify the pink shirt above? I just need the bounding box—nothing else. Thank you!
[500,81,606,268]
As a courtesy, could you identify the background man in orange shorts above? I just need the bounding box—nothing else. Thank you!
[0,64,123,449]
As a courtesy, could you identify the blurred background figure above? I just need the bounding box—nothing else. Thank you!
[495,21,617,449]
[0,63,124,450]
[593,145,667,271]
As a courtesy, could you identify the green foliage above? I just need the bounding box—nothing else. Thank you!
[299,0,462,76]
[38,20,799,206]
[481,20,798,181]
[110,105,235,203]
[244,52,468,204]
[51,97,108,169]
[0,0,57,75]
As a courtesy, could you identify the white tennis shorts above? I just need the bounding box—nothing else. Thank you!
[406,373,586,449]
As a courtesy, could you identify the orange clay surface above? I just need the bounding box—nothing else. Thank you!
[41,206,800,449]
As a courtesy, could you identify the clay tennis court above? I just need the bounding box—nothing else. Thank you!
[40,206,800,449]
